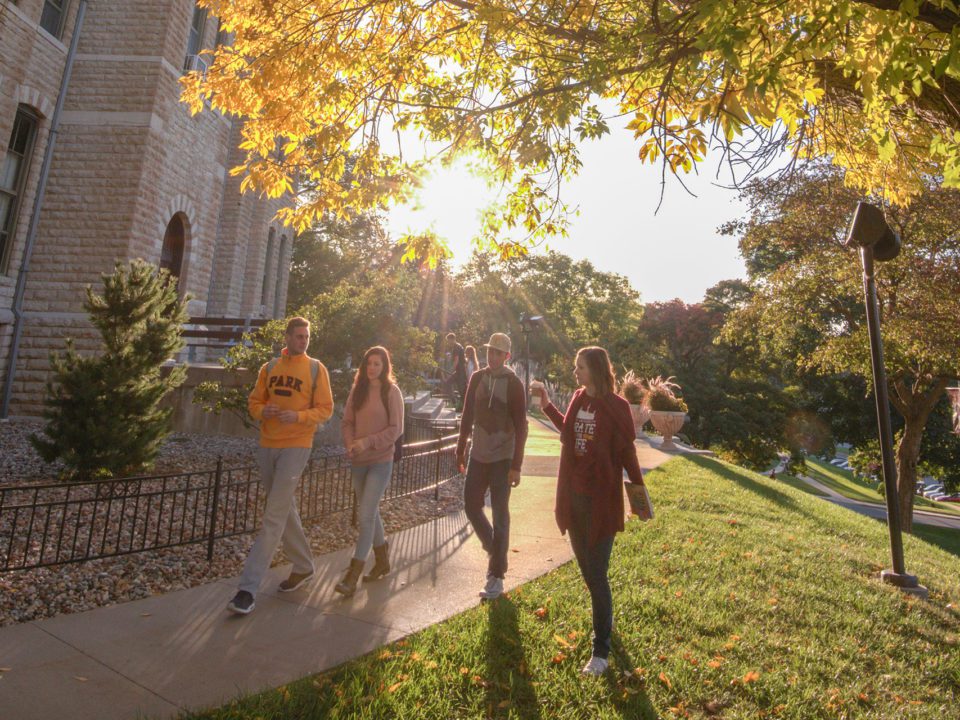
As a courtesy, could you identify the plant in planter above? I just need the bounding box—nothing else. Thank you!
[643,376,688,450]
[619,370,650,437]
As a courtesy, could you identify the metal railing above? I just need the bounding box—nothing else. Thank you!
[0,432,460,572]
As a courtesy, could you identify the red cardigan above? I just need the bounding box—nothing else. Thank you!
[544,389,645,544]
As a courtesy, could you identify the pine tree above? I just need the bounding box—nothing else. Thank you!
[31,260,189,480]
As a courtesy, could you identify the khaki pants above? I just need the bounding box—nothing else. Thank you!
[238,447,314,595]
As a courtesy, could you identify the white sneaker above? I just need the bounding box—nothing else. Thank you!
[479,575,503,599]
[581,656,609,676]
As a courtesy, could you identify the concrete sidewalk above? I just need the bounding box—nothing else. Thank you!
[0,422,678,720]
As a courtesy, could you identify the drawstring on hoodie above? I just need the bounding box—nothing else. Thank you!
[488,374,498,408]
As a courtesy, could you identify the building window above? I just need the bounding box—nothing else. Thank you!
[183,4,209,74]
[261,229,275,308]
[160,214,186,287]
[1,107,39,273]
[40,0,68,39]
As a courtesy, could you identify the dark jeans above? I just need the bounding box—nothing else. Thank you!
[464,458,513,578]
[567,492,615,659]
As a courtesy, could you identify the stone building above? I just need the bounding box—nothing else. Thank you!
[0,0,293,417]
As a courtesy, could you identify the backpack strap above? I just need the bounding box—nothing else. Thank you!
[266,357,281,375]
[309,358,320,406]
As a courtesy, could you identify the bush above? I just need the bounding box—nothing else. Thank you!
[31,261,188,480]
[619,370,646,405]
[644,376,688,412]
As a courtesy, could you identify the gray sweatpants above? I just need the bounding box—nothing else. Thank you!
[238,446,314,595]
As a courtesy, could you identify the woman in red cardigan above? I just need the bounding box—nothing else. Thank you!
[533,346,646,676]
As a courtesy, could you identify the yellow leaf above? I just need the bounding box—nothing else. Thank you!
[742,670,761,684]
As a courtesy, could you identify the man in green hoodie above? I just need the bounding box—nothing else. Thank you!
[456,332,528,600]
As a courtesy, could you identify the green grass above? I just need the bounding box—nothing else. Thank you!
[807,458,960,517]
[188,456,960,720]
[775,473,829,497]
[523,416,562,457]
[912,524,960,558]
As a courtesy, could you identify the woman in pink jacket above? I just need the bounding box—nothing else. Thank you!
[338,346,404,596]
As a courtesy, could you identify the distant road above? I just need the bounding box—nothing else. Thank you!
[801,476,960,530]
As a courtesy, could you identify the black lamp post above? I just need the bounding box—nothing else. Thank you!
[519,314,544,408]
[845,201,927,598]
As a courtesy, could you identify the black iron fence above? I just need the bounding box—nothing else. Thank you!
[0,432,460,572]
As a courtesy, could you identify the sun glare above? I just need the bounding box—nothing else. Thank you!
[387,159,498,267]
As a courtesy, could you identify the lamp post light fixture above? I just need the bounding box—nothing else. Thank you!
[844,201,927,599]
[519,314,544,408]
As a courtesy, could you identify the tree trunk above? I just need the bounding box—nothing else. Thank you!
[895,417,924,534]
[891,377,950,533]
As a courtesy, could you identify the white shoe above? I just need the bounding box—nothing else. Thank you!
[581,656,609,676]
[479,575,503,599]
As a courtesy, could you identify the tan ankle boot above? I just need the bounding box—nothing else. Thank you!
[334,558,365,597]
[363,542,390,582]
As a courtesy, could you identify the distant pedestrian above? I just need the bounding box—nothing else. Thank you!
[227,317,334,615]
[456,332,528,600]
[533,346,646,676]
[464,344,479,380]
[442,332,468,402]
[338,346,405,596]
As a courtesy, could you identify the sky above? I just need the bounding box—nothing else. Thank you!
[386,120,749,305]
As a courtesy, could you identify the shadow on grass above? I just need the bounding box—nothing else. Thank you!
[606,633,658,719]
[911,524,960,558]
[683,455,828,528]
[484,597,541,719]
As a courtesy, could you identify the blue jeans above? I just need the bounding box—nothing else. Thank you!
[351,460,392,561]
[567,492,615,659]
[464,458,513,578]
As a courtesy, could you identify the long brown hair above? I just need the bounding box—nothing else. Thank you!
[350,346,396,413]
[576,346,617,397]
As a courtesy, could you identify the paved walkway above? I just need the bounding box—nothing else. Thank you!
[799,475,960,530]
[0,420,681,720]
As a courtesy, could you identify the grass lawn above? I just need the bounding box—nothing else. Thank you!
[806,458,960,517]
[773,473,829,497]
[188,455,959,720]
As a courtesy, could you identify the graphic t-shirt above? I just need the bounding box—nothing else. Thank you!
[572,396,598,492]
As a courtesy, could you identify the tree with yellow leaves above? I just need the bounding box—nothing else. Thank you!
[183,0,960,255]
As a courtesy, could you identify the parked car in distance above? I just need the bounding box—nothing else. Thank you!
[830,458,845,467]
[938,494,960,503]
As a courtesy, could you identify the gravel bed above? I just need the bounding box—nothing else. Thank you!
[0,419,465,627]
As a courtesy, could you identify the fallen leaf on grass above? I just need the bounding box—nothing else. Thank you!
[498,700,512,709]
[378,650,393,660]
[554,634,573,649]
[703,700,729,715]
[387,681,403,693]
[742,670,761,684]
[659,671,672,689]
[552,653,567,664]
[459,666,470,675]
[534,607,548,619]
[707,658,723,669]
[424,660,438,670]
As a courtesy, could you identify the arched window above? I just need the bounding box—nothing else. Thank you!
[261,228,275,308]
[1,106,39,273]
[274,234,288,317]
[160,214,186,283]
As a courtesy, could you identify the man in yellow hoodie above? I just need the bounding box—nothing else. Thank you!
[227,317,334,615]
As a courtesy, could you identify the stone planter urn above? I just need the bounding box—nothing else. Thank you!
[629,404,651,438]
[649,410,686,451]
